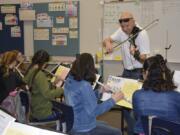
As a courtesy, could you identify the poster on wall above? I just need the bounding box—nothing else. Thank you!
[20,2,33,9]
[66,1,78,16]
[56,16,64,24]
[52,27,69,34]
[52,35,67,46]
[1,5,16,13]
[34,28,49,40]
[19,9,35,21]
[11,26,21,37]
[0,22,2,30]
[49,2,66,11]
[36,13,53,27]
[69,17,78,29]
[69,30,78,39]
[5,14,18,25]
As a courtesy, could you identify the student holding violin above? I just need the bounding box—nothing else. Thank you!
[24,50,63,122]
[103,12,150,135]
[0,50,26,103]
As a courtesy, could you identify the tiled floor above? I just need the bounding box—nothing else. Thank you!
[97,110,128,135]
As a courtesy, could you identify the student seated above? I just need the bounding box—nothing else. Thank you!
[64,53,123,135]
[0,51,26,103]
[24,50,63,121]
[132,54,180,134]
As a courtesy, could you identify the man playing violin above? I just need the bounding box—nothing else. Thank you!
[103,11,150,80]
[103,11,150,135]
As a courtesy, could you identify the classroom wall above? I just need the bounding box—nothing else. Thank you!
[0,0,103,56]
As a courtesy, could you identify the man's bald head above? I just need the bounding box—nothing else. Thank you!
[120,12,134,19]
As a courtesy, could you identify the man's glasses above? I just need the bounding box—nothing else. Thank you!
[119,18,133,24]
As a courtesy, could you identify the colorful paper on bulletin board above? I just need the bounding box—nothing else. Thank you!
[5,14,18,25]
[69,17,78,29]
[11,26,21,37]
[34,29,49,40]
[0,22,2,30]
[69,30,78,39]
[49,2,66,11]
[52,35,67,46]
[52,27,69,34]
[36,13,53,27]
[56,16,64,24]
[19,9,35,21]
[20,1,33,9]
[66,1,78,16]
[1,5,16,13]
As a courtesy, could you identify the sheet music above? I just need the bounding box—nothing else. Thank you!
[101,76,142,109]
[51,65,70,88]
[4,122,66,135]
[0,109,15,135]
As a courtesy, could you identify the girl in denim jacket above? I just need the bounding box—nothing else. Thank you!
[64,53,124,135]
[133,55,180,134]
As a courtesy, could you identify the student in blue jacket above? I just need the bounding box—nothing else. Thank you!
[64,53,123,135]
[133,54,180,134]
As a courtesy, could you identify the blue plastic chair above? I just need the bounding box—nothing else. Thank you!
[51,101,74,133]
[141,116,180,135]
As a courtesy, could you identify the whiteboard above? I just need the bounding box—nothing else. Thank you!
[103,0,180,63]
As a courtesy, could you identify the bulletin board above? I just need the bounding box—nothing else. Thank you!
[33,1,80,56]
[0,4,24,54]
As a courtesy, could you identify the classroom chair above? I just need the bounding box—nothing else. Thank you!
[51,100,74,133]
[141,116,180,135]
[0,88,74,133]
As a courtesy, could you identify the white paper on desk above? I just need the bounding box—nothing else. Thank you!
[39,128,65,135]
[173,70,180,92]
[4,122,66,135]
[0,109,15,135]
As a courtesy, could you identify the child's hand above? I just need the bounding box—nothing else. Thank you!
[100,84,111,93]
[112,91,124,102]
[53,75,64,85]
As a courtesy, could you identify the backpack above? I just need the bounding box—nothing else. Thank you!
[0,89,30,123]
